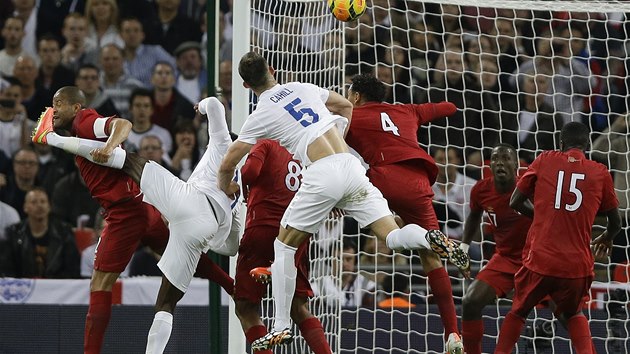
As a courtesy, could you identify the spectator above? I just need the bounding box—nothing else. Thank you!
[0,147,40,218]
[0,200,19,241]
[99,44,143,118]
[431,147,476,241]
[75,63,119,117]
[84,0,123,48]
[168,119,199,181]
[174,41,206,105]
[138,135,173,172]
[125,88,173,157]
[11,0,37,58]
[0,187,81,278]
[378,274,416,309]
[35,34,76,103]
[217,60,231,129]
[150,61,195,133]
[36,0,84,42]
[143,0,202,55]
[0,76,29,159]
[51,163,100,229]
[120,17,176,87]
[13,55,48,121]
[0,16,26,77]
[314,242,376,308]
[33,143,74,199]
[60,13,99,72]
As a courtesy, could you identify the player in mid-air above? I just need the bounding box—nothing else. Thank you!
[494,122,621,354]
[344,73,466,353]
[235,139,331,353]
[218,51,469,351]
[32,88,238,354]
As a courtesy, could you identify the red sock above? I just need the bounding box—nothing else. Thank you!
[462,319,483,354]
[495,312,525,354]
[567,314,594,354]
[195,255,235,295]
[427,267,459,338]
[84,291,112,354]
[245,325,272,354]
[299,317,332,354]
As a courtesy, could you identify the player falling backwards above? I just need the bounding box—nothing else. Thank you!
[33,89,240,354]
[344,73,467,353]
[218,51,469,352]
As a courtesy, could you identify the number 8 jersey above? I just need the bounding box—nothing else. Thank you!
[517,148,618,278]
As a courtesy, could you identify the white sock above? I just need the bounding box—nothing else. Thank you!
[146,311,173,354]
[271,238,298,331]
[47,133,126,169]
[386,224,431,251]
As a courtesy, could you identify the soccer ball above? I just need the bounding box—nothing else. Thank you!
[327,0,367,22]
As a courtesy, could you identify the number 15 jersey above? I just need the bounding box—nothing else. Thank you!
[517,148,618,278]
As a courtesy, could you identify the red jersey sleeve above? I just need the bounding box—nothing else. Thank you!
[599,168,619,212]
[469,180,483,213]
[516,153,543,197]
[413,101,457,126]
[72,109,114,140]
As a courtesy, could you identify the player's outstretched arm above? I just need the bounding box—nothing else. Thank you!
[219,141,252,198]
[325,90,353,136]
[460,208,483,253]
[509,188,533,218]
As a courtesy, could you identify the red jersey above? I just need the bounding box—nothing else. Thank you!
[517,149,618,278]
[71,109,141,209]
[346,102,456,185]
[241,139,301,228]
[470,176,531,266]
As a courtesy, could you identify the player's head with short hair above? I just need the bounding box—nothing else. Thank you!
[348,73,386,106]
[238,51,274,92]
[490,143,518,184]
[52,86,86,129]
[560,122,590,151]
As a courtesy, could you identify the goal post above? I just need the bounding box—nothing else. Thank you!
[229,0,630,353]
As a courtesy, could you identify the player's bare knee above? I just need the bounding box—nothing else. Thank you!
[235,300,258,319]
[89,270,119,292]
[418,249,442,271]
[278,227,309,247]
[290,298,312,324]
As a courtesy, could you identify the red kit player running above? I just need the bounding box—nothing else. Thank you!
[345,73,465,354]
[494,122,621,354]
[32,87,234,354]
[236,139,331,353]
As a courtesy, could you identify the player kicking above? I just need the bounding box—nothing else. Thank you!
[33,90,240,354]
[236,139,331,353]
[494,122,621,354]
[218,51,469,351]
[344,73,466,353]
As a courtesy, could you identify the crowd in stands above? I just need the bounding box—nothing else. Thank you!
[0,0,629,308]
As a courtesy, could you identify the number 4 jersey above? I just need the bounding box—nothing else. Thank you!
[517,148,618,278]
[346,101,457,185]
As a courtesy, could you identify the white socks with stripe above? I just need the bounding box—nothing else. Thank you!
[46,133,126,169]
[386,224,431,251]
[146,311,173,354]
[271,238,298,331]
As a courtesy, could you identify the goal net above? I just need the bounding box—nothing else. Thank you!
[231,0,630,353]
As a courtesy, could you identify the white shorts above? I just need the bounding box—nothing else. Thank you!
[140,162,219,292]
[281,153,391,234]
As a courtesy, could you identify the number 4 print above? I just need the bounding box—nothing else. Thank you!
[554,171,585,211]
[380,112,400,136]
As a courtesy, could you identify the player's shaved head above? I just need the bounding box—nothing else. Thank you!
[238,51,271,89]
[494,143,518,162]
[55,86,86,106]
[560,122,590,151]
[349,73,387,103]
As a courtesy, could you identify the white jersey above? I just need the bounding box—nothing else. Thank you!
[238,82,348,166]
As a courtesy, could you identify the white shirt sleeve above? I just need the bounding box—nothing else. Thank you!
[237,114,266,145]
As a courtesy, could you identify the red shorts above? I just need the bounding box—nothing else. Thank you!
[94,196,169,273]
[234,225,313,303]
[368,162,439,230]
[511,267,593,317]
[476,254,522,298]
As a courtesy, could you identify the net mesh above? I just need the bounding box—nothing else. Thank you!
[242,0,630,353]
